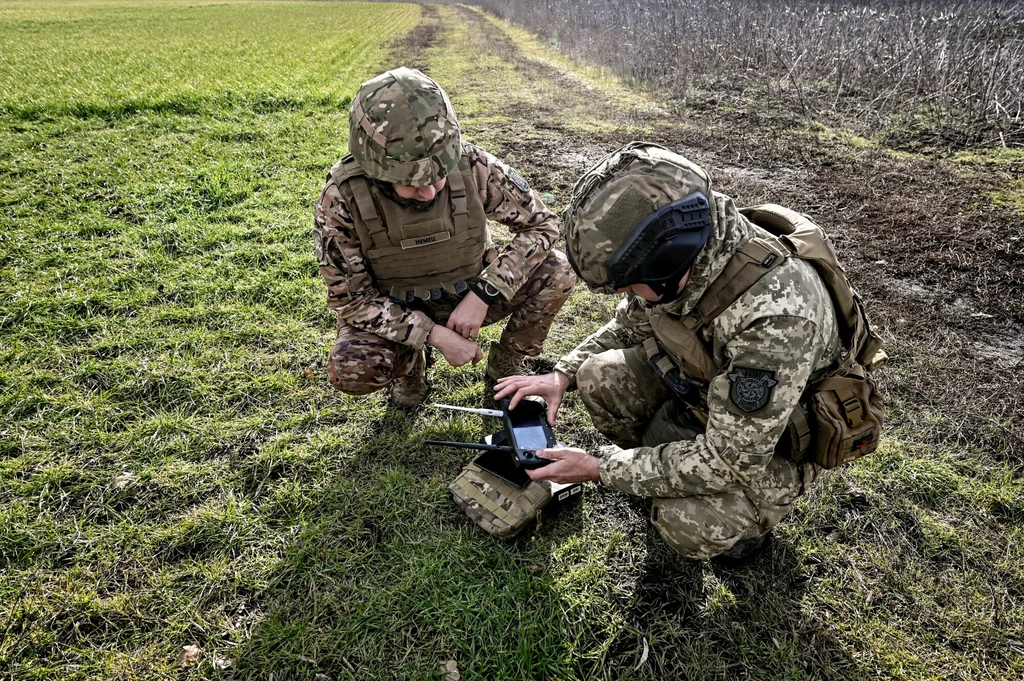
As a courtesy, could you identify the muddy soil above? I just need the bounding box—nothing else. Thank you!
[406,5,1024,456]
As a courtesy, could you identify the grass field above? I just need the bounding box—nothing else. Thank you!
[2,1,1023,680]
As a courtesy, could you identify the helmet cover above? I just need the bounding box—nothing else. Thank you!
[564,142,714,294]
[349,67,462,186]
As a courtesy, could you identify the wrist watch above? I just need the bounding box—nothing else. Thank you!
[470,280,503,305]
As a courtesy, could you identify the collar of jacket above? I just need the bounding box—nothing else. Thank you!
[652,191,755,317]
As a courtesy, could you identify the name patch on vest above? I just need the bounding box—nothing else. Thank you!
[728,366,778,413]
[400,219,450,249]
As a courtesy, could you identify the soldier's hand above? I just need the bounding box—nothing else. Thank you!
[446,291,489,340]
[428,325,483,367]
[493,371,570,426]
[527,447,601,483]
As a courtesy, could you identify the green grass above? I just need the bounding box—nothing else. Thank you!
[2,2,1023,680]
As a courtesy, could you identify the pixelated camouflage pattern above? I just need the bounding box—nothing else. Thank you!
[566,216,839,499]
[553,146,842,558]
[563,142,712,293]
[314,143,562,351]
[349,67,462,187]
[585,388,820,559]
[324,250,574,395]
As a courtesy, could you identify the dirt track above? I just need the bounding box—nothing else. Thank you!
[399,5,1024,458]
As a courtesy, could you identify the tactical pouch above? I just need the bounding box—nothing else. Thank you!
[807,368,884,468]
[449,463,551,539]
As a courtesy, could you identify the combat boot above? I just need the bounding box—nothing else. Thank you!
[484,340,528,401]
[713,530,773,567]
[391,348,431,407]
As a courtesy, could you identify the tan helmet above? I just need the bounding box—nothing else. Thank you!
[348,67,462,187]
[563,142,714,296]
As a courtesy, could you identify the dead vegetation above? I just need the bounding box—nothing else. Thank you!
[468,0,1024,147]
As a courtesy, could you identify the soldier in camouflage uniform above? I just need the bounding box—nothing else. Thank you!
[495,142,842,562]
[313,68,575,405]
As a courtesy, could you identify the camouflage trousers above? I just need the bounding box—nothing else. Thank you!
[327,250,575,395]
[576,345,820,560]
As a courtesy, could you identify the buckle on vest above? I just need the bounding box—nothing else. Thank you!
[647,352,703,405]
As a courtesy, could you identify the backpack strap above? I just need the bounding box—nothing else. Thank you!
[687,236,789,331]
[740,204,887,372]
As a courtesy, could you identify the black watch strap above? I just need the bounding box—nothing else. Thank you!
[470,280,503,305]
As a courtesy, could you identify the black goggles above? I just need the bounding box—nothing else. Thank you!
[606,191,712,290]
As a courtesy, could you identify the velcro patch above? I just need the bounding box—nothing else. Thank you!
[400,231,451,249]
[503,164,531,193]
[401,219,446,239]
[728,366,778,413]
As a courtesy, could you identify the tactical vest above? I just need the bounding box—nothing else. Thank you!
[646,205,887,468]
[327,152,489,301]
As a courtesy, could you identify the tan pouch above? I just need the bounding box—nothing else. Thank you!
[449,463,551,539]
[809,370,884,468]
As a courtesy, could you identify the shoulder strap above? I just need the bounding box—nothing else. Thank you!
[329,156,390,250]
[686,236,789,331]
[446,154,470,233]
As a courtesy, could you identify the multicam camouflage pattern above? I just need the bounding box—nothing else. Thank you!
[324,250,574,396]
[349,67,461,187]
[563,142,712,293]
[314,142,565,353]
[449,463,552,538]
[326,317,429,397]
[553,142,840,558]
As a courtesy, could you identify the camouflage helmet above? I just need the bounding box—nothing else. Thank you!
[348,67,462,187]
[563,142,714,295]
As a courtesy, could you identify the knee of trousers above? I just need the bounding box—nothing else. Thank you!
[650,494,763,560]
[326,342,392,395]
[576,352,625,420]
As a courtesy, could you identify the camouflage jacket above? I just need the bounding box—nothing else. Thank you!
[313,143,559,349]
[554,196,841,497]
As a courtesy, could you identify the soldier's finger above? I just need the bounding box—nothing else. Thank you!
[473,346,483,364]
[508,388,529,411]
[493,383,515,399]
[546,397,561,426]
[537,448,568,460]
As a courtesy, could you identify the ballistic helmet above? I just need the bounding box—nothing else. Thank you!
[348,67,462,187]
[564,142,715,297]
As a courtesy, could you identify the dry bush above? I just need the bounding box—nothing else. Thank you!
[468,0,1024,146]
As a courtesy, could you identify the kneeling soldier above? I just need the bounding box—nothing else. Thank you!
[314,68,575,405]
[496,142,884,561]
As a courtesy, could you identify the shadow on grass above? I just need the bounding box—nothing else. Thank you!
[223,406,870,681]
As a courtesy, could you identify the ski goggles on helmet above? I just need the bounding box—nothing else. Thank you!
[605,191,713,292]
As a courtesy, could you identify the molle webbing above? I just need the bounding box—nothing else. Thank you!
[329,153,488,300]
[332,157,389,251]
[450,463,551,538]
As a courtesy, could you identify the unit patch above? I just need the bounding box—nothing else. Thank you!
[503,164,531,193]
[728,366,778,413]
